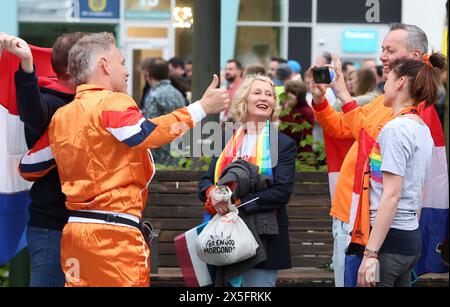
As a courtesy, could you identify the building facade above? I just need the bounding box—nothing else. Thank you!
[0,0,446,102]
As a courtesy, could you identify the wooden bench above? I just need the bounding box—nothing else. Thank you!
[145,170,449,287]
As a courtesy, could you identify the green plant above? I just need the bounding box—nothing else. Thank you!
[279,114,327,172]
[155,156,212,172]
[0,264,9,287]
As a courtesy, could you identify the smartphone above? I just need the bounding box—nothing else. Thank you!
[312,67,332,84]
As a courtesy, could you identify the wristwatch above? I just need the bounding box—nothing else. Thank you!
[364,248,379,259]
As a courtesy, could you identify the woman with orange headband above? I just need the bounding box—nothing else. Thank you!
[352,52,447,287]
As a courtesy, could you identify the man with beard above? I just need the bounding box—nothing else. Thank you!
[222,59,243,121]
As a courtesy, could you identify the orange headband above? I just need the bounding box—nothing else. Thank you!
[423,54,434,68]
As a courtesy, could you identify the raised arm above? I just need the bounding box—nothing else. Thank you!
[102,75,229,150]
[0,33,58,147]
[312,98,354,139]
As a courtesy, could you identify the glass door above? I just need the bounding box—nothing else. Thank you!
[124,41,169,105]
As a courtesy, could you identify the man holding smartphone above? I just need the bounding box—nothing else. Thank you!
[309,23,435,287]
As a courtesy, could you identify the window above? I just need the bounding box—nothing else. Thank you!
[289,0,312,22]
[317,0,402,24]
[288,27,312,74]
[174,0,194,59]
[238,0,282,22]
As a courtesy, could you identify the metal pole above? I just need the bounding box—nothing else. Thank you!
[192,0,221,119]
[189,0,221,160]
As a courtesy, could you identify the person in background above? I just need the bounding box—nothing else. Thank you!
[361,59,377,75]
[280,80,314,153]
[376,65,385,93]
[315,51,332,67]
[274,63,292,87]
[139,57,152,111]
[142,57,188,166]
[342,61,356,84]
[222,59,243,122]
[353,69,380,106]
[169,73,191,106]
[168,57,186,78]
[435,66,447,127]
[185,59,193,80]
[362,58,383,92]
[273,63,293,107]
[288,60,303,81]
[335,69,380,111]
[268,56,287,80]
[346,70,357,96]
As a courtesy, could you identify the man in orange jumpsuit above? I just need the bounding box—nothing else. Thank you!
[310,24,430,287]
[19,32,230,287]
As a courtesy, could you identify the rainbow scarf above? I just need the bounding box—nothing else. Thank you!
[214,121,273,184]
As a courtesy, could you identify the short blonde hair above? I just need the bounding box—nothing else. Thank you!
[231,74,280,123]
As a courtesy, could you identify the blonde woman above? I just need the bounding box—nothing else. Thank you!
[199,75,297,287]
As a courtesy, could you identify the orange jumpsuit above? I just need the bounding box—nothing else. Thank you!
[19,84,205,286]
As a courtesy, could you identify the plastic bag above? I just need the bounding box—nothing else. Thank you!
[196,206,259,266]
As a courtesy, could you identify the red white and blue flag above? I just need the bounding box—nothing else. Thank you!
[174,222,214,287]
[414,104,449,275]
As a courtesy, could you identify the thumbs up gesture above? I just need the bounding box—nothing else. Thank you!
[199,75,230,115]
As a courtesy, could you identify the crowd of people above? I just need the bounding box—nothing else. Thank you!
[0,20,448,288]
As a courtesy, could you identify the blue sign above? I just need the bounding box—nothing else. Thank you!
[342,29,378,54]
[79,0,120,20]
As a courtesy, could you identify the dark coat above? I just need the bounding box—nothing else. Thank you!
[199,131,297,270]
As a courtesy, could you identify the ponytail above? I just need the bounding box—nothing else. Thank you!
[392,52,448,107]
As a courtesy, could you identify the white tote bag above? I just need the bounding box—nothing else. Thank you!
[196,206,259,266]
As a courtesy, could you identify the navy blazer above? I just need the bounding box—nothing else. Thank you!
[199,131,297,270]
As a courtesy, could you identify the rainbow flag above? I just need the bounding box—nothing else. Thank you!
[214,121,273,184]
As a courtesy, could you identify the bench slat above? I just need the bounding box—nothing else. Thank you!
[145,206,331,219]
[157,230,332,243]
[157,254,332,268]
[146,194,331,207]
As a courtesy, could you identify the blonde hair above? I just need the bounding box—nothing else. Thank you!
[231,74,280,123]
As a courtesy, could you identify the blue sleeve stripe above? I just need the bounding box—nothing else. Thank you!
[122,119,158,147]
